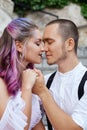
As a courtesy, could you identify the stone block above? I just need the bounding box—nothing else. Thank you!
[0,0,14,16]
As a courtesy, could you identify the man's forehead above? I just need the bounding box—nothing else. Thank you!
[45,23,59,30]
[43,24,59,40]
[43,24,59,35]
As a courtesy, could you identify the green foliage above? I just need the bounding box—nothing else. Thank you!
[81,4,87,19]
[12,0,87,19]
[44,0,69,8]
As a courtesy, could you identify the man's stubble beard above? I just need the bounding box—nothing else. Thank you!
[47,48,67,66]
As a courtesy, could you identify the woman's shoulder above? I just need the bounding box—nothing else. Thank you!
[0,77,5,85]
[0,78,7,92]
[0,77,9,99]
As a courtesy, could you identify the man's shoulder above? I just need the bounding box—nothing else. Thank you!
[79,62,87,69]
[77,63,87,75]
[80,64,87,75]
[44,73,52,80]
[44,71,56,83]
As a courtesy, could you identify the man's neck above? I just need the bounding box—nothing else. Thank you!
[58,57,80,73]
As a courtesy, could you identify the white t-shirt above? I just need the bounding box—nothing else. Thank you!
[0,92,42,130]
[45,62,87,130]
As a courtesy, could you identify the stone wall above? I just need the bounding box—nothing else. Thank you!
[0,0,14,16]
[0,0,14,36]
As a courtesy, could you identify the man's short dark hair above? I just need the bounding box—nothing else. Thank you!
[46,19,79,53]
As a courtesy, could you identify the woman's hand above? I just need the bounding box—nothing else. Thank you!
[22,69,37,90]
[32,69,46,96]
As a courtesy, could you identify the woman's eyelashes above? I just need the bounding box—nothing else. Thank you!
[35,42,40,46]
[35,40,42,46]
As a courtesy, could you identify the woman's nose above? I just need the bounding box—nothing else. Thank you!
[41,43,45,52]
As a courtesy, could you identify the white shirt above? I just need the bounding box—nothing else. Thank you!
[45,63,87,130]
[0,92,42,130]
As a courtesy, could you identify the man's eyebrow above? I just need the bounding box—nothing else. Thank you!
[43,38,51,41]
[43,38,54,42]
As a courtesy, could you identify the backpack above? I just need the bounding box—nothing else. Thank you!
[46,71,87,130]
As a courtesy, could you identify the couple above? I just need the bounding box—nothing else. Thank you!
[0,17,87,130]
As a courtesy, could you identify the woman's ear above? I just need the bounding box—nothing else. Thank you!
[15,41,23,53]
[65,38,75,51]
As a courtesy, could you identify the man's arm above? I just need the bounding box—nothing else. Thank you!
[33,70,83,130]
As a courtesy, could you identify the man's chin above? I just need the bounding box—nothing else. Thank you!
[47,61,54,65]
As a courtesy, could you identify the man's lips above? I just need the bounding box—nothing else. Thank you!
[46,55,52,58]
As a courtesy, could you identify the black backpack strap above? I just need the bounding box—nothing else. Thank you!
[46,117,53,130]
[46,71,56,130]
[78,71,87,100]
[47,71,56,89]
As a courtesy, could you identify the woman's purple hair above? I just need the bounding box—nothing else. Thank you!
[0,18,38,96]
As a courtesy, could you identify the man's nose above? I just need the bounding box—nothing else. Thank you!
[44,44,48,52]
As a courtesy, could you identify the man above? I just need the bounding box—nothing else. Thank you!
[33,19,87,130]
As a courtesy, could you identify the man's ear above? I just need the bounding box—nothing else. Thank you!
[65,38,75,51]
[15,41,23,53]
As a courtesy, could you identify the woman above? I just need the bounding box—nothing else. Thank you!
[0,18,45,130]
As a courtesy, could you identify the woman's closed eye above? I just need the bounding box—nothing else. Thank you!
[35,42,41,46]
[35,40,42,46]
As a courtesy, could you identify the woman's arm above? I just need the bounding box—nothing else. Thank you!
[0,69,37,130]
[21,69,37,130]
[0,78,10,119]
